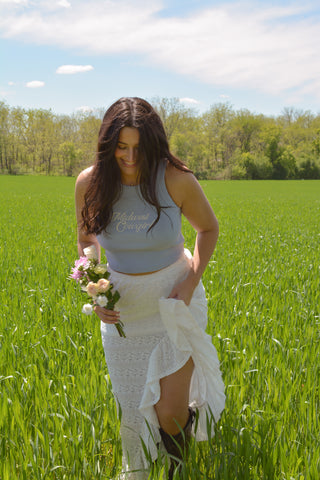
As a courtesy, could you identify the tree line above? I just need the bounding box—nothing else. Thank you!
[1,98,320,179]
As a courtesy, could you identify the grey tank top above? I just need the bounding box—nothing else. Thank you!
[97,160,184,273]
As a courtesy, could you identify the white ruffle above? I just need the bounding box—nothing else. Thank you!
[138,289,226,464]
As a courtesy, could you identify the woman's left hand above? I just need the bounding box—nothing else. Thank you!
[168,277,197,306]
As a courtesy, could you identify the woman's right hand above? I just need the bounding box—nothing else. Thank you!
[94,305,121,324]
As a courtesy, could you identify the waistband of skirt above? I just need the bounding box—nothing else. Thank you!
[107,248,192,284]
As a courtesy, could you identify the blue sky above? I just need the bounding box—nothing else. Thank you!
[1,0,320,117]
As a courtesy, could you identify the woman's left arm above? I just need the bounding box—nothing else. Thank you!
[167,169,219,305]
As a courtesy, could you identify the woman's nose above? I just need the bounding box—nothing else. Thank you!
[127,149,136,163]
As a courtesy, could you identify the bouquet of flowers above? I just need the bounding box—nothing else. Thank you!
[70,245,125,337]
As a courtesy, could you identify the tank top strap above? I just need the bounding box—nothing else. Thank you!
[156,159,174,207]
[157,159,167,184]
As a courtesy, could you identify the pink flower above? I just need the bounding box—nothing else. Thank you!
[97,278,110,293]
[75,256,89,269]
[70,256,90,282]
[87,282,99,297]
[70,269,83,281]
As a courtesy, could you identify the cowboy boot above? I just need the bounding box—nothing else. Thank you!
[159,408,195,480]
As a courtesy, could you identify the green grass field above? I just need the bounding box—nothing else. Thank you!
[0,176,319,479]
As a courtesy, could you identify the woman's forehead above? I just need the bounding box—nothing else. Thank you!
[118,127,140,144]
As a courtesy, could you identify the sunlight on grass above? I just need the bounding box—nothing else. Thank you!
[0,177,319,479]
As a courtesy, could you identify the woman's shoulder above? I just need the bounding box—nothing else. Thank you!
[76,166,94,183]
[75,166,94,190]
[165,161,198,208]
[165,162,195,183]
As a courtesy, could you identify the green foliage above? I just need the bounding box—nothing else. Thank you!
[1,177,319,479]
[0,103,99,177]
[59,142,83,176]
[298,158,320,179]
[1,100,320,179]
[231,162,247,180]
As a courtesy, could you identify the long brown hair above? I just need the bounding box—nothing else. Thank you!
[81,97,191,234]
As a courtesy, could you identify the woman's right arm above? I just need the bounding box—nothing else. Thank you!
[75,167,101,259]
[75,168,120,325]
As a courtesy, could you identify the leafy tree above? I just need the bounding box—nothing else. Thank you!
[0,102,10,172]
[74,112,101,172]
[0,100,319,179]
[298,159,320,179]
[312,129,320,157]
[151,97,194,141]
[201,103,235,168]
[232,110,264,153]
[59,141,82,176]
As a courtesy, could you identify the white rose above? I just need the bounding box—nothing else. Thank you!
[83,245,98,260]
[94,264,108,274]
[96,295,108,307]
[82,303,93,315]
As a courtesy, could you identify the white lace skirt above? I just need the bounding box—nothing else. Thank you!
[100,250,225,479]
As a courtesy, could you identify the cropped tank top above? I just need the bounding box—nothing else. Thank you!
[96,160,184,273]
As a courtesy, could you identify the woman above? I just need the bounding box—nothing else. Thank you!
[75,97,225,479]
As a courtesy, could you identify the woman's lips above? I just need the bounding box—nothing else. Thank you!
[122,160,136,167]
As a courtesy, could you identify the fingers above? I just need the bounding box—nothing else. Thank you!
[167,286,191,305]
[168,286,178,299]
[168,292,178,299]
[94,305,121,324]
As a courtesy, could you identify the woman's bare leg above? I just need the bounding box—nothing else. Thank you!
[155,356,194,435]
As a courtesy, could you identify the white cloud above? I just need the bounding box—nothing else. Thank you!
[39,0,72,11]
[1,1,320,101]
[0,0,29,5]
[179,97,200,105]
[57,0,71,7]
[219,95,230,99]
[8,81,15,85]
[26,80,45,88]
[56,64,94,74]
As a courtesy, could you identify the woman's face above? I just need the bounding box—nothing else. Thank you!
[115,127,140,185]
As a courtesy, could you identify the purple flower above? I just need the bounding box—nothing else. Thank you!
[70,256,89,282]
[70,268,84,281]
[75,256,89,269]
